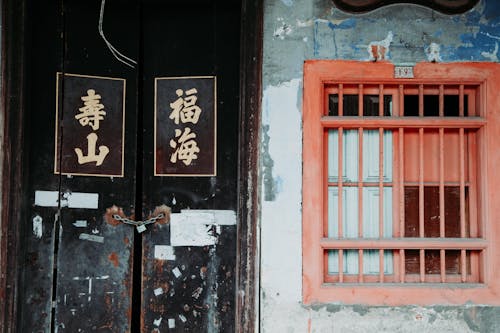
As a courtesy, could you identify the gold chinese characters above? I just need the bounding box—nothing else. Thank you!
[74,89,110,166]
[168,88,202,166]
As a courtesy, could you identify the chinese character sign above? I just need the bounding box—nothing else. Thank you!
[155,76,216,176]
[54,73,126,177]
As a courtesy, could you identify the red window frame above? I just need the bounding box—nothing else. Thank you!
[302,60,500,305]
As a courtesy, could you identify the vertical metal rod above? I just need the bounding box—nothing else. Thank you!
[359,84,363,116]
[399,127,405,239]
[468,130,479,282]
[379,128,384,238]
[439,85,445,282]
[379,249,384,283]
[461,249,467,282]
[338,83,344,282]
[399,84,406,282]
[439,128,446,282]
[399,85,405,116]
[439,85,444,117]
[359,249,364,283]
[379,84,384,117]
[459,129,465,234]
[378,84,385,117]
[419,84,424,117]
[440,248,446,283]
[379,127,385,282]
[358,128,364,239]
[460,127,467,282]
[339,250,344,283]
[419,128,424,238]
[358,127,364,283]
[419,126,425,282]
[459,84,467,282]
[420,249,426,282]
[338,128,344,239]
[358,85,364,283]
[459,85,464,117]
[379,84,385,282]
[400,249,405,283]
[339,84,344,117]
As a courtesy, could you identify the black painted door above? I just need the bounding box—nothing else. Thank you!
[19,0,240,332]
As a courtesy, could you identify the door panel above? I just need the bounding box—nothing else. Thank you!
[19,0,240,331]
[21,0,140,331]
[53,1,140,331]
[140,1,240,331]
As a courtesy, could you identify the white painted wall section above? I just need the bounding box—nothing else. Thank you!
[260,79,307,331]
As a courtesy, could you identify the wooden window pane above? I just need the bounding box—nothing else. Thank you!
[445,187,466,237]
[328,130,358,182]
[362,187,392,238]
[405,250,470,276]
[328,249,359,274]
[445,250,461,274]
[363,130,393,182]
[404,186,419,237]
[404,186,467,238]
[328,187,359,238]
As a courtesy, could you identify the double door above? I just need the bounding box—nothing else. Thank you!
[19,0,241,331]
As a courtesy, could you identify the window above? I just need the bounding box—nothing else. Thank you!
[302,61,500,305]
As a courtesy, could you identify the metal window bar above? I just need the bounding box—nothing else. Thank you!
[399,84,405,283]
[338,84,344,282]
[358,84,364,282]
[418,85,425,282]
[460,127,467,281]
[439,85,446,282]
[379,127,385,282]
[378,84,385,282]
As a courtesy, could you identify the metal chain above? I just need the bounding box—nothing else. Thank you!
[112,213,165,228]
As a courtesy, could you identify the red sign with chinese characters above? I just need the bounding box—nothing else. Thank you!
[154,76,216,176]
[54,73,126,177]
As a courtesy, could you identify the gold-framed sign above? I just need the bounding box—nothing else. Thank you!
[154,76,217,176]
[54,73,126,177]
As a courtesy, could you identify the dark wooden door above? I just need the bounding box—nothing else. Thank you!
[18,0,240,332]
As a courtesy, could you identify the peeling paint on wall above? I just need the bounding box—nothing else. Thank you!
[481,42,499,61]
[426,42,442,62]
[367,31,393,61]
[273,17,293,39]
[261,125,276,201]
[261,78,303,317]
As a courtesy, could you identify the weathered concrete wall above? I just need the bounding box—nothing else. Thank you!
[260,0,500,332]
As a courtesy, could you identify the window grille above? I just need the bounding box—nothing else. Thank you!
[321,83,484,284]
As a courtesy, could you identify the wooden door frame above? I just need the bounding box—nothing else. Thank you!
[0,0,262,331]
